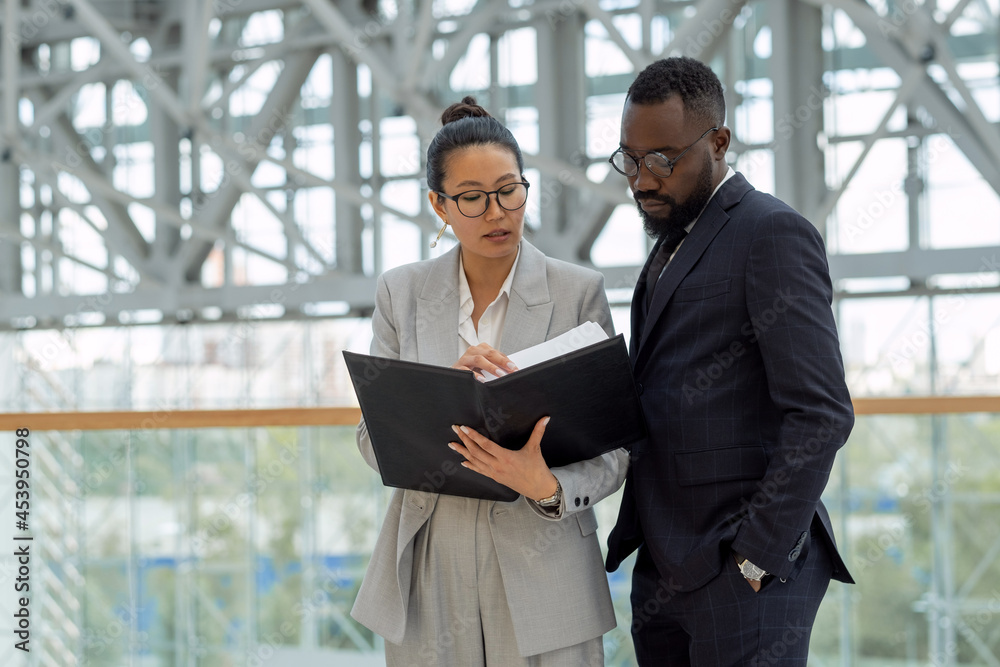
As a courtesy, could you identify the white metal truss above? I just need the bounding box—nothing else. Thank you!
[1,0,998,331]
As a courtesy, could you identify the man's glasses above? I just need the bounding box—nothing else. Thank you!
[609,127,719,178]
[436,181,530,218]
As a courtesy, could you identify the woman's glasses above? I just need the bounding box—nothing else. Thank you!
[437,181,530,217]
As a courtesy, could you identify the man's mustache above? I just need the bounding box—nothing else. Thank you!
[635,193,675,207]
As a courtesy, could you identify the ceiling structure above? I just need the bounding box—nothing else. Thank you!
[1,0,999,332]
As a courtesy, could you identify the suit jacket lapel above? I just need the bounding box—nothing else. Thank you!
[500,240,554,355]
[414,241,554,363]
[415,245,462,367]
[635,173,755,360]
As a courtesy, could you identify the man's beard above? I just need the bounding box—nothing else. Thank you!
[635,153,715,239]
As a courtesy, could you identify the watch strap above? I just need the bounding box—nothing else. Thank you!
[536,480,562,507]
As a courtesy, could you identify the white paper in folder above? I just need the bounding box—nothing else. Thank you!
[480,321,609,381]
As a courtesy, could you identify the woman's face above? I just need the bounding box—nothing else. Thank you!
[429,144,526,265]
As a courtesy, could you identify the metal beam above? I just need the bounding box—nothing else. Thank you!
[534,8,588,259]
[332,49,364,274]
[769,0,826,226]
[44,113,158,282]
[815,66,924,224]
[829,246,1000,282]
[301,0,441,136]
[1,0,22,294]
[65,0,190,128]
[815,0,1000,198]
[173,47,322,282]
[0,274,379,329]
[579,0,654,71]
[664,0,748,62]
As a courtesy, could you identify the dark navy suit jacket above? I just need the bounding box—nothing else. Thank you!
[606,172,855,590]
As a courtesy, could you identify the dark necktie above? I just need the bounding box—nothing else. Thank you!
[645,227,688,309]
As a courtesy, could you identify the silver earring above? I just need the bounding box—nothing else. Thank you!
[430,222,448,248]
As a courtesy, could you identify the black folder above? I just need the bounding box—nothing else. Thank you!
[343,335,646,501]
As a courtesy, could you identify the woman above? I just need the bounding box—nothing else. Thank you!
[350,97,628,666]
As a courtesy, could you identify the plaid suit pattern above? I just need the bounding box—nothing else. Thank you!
[607,172,854,665]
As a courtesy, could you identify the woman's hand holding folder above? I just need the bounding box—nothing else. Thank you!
[452,343,519,381]
[448,417,560,502]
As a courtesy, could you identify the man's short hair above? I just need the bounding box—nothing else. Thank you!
[627,57,726,126]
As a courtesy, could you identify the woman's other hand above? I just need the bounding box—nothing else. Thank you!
[449,416,558,501]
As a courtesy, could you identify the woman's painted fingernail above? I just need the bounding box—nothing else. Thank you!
[507,362,518,370]
[495,369,507,376]
[460,426,470,435]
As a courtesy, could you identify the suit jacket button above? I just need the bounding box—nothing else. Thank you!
[797,531,808,547]
[574,497,582,507]
[636,383,644,395]
[788,548,801,561]
[583,496,590,506]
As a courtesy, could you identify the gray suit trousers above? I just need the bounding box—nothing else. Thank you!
[383,496,604,667]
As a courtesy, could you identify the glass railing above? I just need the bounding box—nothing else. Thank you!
[1,398,998,666]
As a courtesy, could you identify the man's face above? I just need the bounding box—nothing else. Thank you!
[619,96,720,239]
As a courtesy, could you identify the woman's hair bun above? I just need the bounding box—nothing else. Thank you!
[426,95,523,194]
[440,96,492,126]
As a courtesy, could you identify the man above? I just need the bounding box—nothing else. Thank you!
[605,57,855,666]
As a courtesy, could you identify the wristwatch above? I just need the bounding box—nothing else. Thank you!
[536,481,562,507]
[734,552,768,581]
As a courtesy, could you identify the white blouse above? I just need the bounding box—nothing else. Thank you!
[456,247,521,355]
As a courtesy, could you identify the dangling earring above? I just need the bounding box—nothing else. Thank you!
[430,221,448,248]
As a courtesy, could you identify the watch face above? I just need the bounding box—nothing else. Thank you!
[740,560,767,581]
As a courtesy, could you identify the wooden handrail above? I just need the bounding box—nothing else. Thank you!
[0,407,362,431]
[852,395,1000,415]
[0,396,998,431]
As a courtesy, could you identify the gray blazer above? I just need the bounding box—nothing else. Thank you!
[350,240,629,657]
